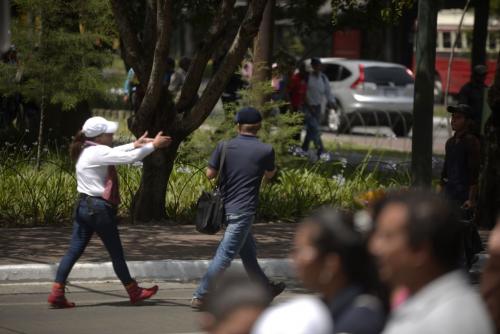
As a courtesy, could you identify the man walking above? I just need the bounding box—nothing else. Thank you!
[458,64,489,136]
[191,107,285,309]
[302,57,336,159]
[370,190,494,334]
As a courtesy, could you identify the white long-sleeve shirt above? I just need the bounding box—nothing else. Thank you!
[76,142,155,197]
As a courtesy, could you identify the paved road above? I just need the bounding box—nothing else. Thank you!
[0,281,304,334]
[322,117,450,155]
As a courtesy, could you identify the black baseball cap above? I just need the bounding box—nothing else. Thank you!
[311,57,322,66]
[447,104,474,119]
[235,107,262,124]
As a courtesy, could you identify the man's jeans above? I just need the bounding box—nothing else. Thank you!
[302,104,324,154]
[55,196,133,285]
[194,212,270,298]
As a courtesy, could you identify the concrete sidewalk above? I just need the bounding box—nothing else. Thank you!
[0,222,296,282]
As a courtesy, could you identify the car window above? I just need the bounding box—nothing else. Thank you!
[323,64,341,81]
[339,66,351,80]
[364,66,414,86]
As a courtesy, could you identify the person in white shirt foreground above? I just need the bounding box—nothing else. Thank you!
[47,117,171,308]
[253,208,386,334]
[370,190,494,334]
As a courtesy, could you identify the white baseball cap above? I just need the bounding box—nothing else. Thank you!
[82,116,118,138]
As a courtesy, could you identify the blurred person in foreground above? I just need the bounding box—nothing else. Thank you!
[370,190,493,334]
[481,216,500,333]
[48,117,171,308]
[200,273,271,334]
[253,208,386,334]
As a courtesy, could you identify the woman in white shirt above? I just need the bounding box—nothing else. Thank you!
[47,116,171,308]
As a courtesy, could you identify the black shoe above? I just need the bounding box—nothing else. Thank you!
[190,297,204,310]
[269,281,286,298]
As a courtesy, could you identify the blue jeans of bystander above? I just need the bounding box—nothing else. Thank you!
[194,212,270,299]
[302,104,324,155]
[55,195,133,285]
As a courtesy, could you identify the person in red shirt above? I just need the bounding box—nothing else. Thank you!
[287,62,308,142]
[288,62,308,112]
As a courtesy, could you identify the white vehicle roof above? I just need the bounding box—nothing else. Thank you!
[316,57,408,69]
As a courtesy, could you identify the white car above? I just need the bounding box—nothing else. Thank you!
[306,58,415,137]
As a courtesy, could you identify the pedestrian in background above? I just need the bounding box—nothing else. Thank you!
[441,104,480,210]
[191,107,285,309]
[47,116,171,308]
[370,190,494,334]
[458,64,489,136]
[169,56,191,96]
[302,57,336,160]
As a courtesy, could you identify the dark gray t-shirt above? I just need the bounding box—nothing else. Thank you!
[209,135,275,214]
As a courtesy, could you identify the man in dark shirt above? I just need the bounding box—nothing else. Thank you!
[441,104,480,208]
[458,65,488,136]
[192,107,285,308]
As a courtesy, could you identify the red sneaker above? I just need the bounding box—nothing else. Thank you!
[47,283,75,309]
[125,281,159,304]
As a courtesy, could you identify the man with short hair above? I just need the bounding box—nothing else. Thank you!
[370,190,493,334]
[191,107,285,308]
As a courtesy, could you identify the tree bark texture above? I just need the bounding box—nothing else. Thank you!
[132,142,179,223]
[411,0,438,187]
[476,49,500,229]
[111,0,268,222]
[252,0,274,84]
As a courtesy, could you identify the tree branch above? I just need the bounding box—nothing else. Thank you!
[142,0,157,69]
[181,0,268,135]
[175,0,237,112]
[132,0,174,135]
[110,0,145,81]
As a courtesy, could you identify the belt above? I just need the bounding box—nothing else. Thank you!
[78,193,117,208]
[78,193,105,201]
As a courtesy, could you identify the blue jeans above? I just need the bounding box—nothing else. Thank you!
[302,104,324,154]
[194,212,270,298]
[55,196,133,285]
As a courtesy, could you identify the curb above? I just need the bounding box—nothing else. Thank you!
[0,258,293,282]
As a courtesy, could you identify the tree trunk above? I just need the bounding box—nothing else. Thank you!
[471,0,489,69]
[252,0,274,85]
[111,0,268,223]
[475,49,500,229]
[411,0,438,187]
[132,141,180,223]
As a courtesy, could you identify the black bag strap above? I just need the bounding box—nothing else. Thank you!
[215,141,228,189]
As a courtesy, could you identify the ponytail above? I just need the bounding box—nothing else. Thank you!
[69,130,87,162]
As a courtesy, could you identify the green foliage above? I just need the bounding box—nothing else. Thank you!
[331,0,415,27]
[179,80,303,165]
[0,0,114,110]
[0,144,409,226]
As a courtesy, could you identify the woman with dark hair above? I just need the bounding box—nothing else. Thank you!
[48,116,172,308]
[290,208,387,334]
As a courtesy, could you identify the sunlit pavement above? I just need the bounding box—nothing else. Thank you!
[0,280,305,334]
